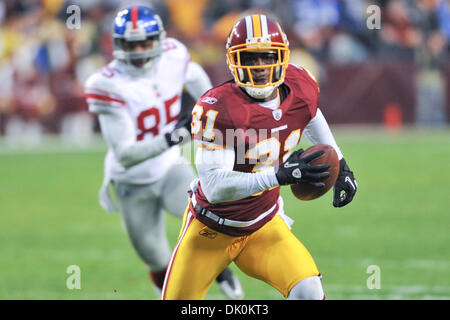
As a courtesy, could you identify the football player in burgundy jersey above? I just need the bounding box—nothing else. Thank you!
[161,14,357,300]
[85,6,243,299]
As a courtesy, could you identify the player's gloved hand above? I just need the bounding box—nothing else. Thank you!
[164,111,192,147]
[333,158,357,207]
[275,149,330,186]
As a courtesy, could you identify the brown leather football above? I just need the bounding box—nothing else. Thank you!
[290,144,339,201]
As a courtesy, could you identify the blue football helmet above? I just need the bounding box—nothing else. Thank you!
[112,6,166,68]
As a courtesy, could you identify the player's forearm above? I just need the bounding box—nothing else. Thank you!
[199,167,278,204]
[114,136,169,168]
[195,147,278,203]
[303,108,344,160]
[98,111,170,168]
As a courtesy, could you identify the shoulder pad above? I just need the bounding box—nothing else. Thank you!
[288,64,319,86]
[196,81,235,107]
[84,71,126,113]
[286,64,319,118]
[162,37,190,62]
[192,84,237,149]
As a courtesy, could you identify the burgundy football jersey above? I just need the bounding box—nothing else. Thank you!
[191,64,319,236]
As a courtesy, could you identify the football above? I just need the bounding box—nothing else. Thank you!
[291,144,339,201]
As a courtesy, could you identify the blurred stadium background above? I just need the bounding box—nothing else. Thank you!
[0,0,449,300]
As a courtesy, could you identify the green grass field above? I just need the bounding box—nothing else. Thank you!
[1,128,449,300]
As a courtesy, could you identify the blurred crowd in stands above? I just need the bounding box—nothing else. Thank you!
[0,0,449,144]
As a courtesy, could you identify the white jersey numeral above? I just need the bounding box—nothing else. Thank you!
[192,105,219,142]
[282,129,301,162]
[246,137,281,172]
[203,110,218,141]
[191,104,204,135]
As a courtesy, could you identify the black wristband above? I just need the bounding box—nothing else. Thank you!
[340,158,349,172]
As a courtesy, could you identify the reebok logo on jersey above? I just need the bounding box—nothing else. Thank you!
[201,97,218,104]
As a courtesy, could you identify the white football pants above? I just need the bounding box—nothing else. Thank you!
[112,159,196,272]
